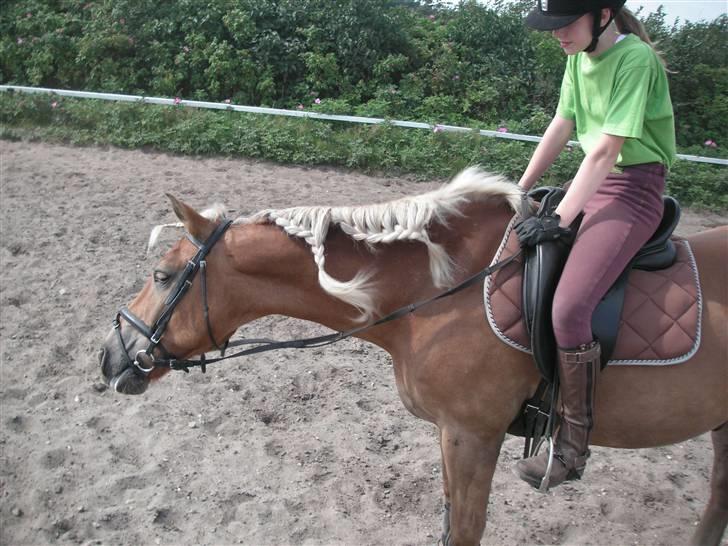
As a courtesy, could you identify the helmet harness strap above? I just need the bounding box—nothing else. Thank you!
[584,8,620,53]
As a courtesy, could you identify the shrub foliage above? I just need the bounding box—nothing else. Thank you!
[2,1,726,146]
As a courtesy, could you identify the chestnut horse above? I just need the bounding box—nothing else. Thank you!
[99,168,728,545]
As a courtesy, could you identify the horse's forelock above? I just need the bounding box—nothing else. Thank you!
[200,203,227,222]
[147,203,228,253]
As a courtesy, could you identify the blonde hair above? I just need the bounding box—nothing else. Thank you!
[615,8,669,68]
[241,167,522,322]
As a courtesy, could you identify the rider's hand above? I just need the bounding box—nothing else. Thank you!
[514,213,573,248]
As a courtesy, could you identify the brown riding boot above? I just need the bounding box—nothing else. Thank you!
[515,341,601,490]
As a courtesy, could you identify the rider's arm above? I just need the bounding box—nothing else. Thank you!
[554,132,626,227]
[517,114,575,191]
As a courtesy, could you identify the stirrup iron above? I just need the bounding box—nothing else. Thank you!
[538,436,555,492]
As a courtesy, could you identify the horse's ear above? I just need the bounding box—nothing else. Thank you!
[166,194,215,241]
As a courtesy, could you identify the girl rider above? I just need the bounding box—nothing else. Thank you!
[514,0,676,490]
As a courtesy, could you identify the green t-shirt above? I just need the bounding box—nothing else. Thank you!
[557,33,676,169]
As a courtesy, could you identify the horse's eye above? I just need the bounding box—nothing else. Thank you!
[153,270,170,284]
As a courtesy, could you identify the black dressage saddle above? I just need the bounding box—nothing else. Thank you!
[508,188,680,450]
[522,187,681,382]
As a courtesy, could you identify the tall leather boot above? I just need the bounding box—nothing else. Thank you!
[515,341,600,490]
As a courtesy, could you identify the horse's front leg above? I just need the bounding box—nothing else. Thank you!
[439,429,451,545]
[439,425,504,546]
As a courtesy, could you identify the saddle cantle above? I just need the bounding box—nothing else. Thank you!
[485,197,702,375]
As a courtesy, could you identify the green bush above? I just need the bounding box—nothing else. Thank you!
[2,2,726,146]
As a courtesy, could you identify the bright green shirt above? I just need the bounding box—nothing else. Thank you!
[557,33,676,169]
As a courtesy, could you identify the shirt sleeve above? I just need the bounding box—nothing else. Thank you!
[556,61,576,120]
[602,65,652,138]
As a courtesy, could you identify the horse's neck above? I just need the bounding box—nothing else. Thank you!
[230,201,514,348]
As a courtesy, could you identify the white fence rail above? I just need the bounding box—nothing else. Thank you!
[1,85,726,166]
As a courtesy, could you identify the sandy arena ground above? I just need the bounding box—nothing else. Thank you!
[1,140,726,546]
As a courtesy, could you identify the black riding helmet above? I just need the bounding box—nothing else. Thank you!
[525,0,627,52]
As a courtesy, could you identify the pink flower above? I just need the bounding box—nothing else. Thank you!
[51,101,58,109]
[297,104,304,110]
[433,125,444,133]
[119,18,125,25]
[174,97,181,105]
[26,12,32,18]
[182,46,190,53]
[314,98,321,104]
[224,99,231,104]
[16,37,23,45]
[497,127,508,133]
[428,15,436,21]
[704,139,718,148]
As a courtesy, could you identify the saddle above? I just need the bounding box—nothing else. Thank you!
[498,189,697,452]
[524,188,682,381]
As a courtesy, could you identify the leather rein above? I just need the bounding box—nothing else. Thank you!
[113,217,523,375]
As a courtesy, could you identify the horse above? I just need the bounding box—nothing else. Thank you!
[99,167,728,546]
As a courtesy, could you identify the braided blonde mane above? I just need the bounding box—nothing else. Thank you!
[239,167,522,323]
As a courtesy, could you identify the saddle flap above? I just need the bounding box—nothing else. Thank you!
[521,187,571,382]
[523,240,572,381]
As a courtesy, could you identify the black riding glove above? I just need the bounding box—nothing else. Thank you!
[514,213,572,248]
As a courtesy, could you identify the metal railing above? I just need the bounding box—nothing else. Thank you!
[1,85,725,166]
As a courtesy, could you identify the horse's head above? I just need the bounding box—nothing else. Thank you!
[99,195,239,394]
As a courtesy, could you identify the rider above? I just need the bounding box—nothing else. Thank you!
[514,0,676,489]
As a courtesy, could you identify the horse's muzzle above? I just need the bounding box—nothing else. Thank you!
[110,367,149,395]
[99,345,149,395]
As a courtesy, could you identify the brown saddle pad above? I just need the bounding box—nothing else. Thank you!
[484,219,702,366]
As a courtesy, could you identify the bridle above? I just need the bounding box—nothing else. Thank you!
[112,209,527,376]
[113,219,233,375]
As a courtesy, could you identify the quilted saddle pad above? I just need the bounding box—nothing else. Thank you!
[484,219,703,366]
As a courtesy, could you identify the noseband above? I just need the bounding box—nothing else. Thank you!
[113,219,233,375]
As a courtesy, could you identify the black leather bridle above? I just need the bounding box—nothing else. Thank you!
[113,219,233,375]
[111,215,524,376]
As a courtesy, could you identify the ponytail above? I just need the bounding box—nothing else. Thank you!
[615,8,669,68]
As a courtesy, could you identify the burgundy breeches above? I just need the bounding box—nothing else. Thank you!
[552,163,666,349]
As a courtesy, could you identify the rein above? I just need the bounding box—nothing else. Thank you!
[114,212,526,376]
[159,249,521,373]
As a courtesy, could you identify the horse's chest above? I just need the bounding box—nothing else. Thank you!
[392,365,436,423]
